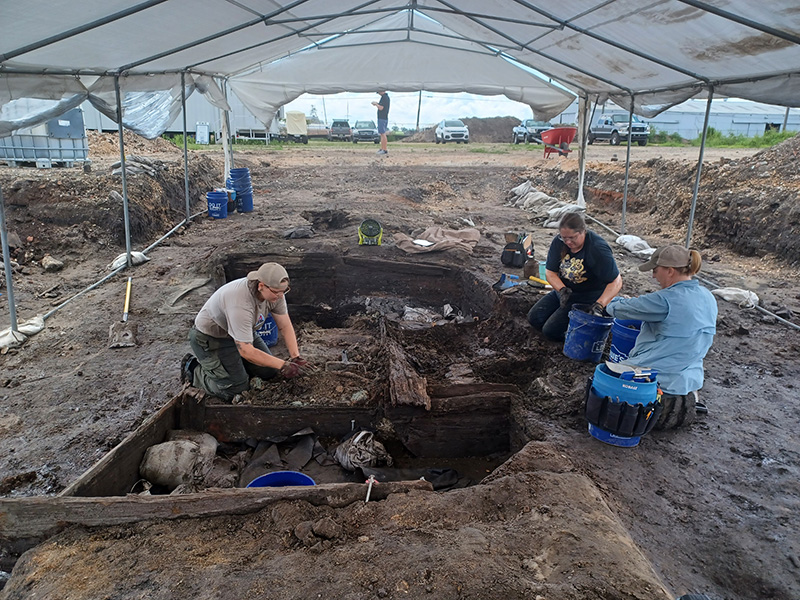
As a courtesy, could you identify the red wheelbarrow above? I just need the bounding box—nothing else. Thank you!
[540,126,577,158]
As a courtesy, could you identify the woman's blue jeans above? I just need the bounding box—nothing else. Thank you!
[527,289,603,342]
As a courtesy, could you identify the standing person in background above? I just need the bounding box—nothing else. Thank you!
[372,90,390,155]
[605,245,717,429]
[527,212,622,341]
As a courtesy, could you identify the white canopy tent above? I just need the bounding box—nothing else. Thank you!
[2,0,800,336]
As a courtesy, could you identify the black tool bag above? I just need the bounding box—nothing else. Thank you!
[501,242,526,268]
[584,376,662,437]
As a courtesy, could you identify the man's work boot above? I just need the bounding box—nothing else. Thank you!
[180,353,197,386]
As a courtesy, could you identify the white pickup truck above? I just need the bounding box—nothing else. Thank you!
[512,120,552,144]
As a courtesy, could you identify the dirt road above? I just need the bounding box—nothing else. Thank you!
[0,139,798,599]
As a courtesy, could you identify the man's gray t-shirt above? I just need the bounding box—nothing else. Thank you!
[194,278,287,342]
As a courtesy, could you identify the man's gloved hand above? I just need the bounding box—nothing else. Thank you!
[590,302,607,317]
[279,361,303,379]
[558,287,572,309]
[289,356,317,373]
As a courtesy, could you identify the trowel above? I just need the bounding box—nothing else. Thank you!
[108,276,139,348]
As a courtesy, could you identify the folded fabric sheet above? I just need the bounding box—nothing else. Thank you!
[394,227,480,254]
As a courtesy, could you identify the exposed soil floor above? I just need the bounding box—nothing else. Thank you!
[0,134,799,600]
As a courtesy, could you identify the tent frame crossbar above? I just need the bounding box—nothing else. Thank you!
[0,0,169,64]
[300,27,522,54]
[119,0,316,72]
[432,0,629,94]
[189,0,383,74]
[676,0,800,46]
[511,0,711,85]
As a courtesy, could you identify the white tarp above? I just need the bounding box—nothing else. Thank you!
[0,73,230,138]
[229,40,576,127]
[1,1,799,119]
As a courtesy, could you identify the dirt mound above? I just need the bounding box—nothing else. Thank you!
[0,153,221,261]
[463,116,520,143]
[87,130,181,158]
[402,116,521,143]
[2,444,672,600]
[529,132,800,264]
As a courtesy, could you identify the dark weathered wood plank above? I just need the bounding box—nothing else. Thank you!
[1,481,433,542]
[387,338,430,410]
[428,382,519,398]
[387,393,511,458]
[201,405,378,442]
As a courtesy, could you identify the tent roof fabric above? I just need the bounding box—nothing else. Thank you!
[2,0,800,121]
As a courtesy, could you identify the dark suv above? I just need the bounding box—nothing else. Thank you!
[327,120,351,141]
[352,120,380,143]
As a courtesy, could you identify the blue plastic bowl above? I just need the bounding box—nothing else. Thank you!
[246,471,316,488]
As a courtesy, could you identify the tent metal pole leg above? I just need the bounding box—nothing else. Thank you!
[621,96,634,235]
[576,94,590,207]
[416,90,422,132]
[114,74,133,268]
[181,72,191,222]
[219,77,232,177]
[0,187,19,332]
[686,87,714,248]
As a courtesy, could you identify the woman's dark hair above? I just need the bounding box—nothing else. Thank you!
[558,212,587,259]
[558,212,586,233]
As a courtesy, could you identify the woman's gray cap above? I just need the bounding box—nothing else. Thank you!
[639,245,690,271]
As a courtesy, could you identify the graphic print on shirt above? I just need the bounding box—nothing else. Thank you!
[560,255,588,285]
[254,312,266,331]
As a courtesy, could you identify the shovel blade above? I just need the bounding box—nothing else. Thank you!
[109,321,139,348]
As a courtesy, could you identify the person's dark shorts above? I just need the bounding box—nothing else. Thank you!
[378,119,388,134]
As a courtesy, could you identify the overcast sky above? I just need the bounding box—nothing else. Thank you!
[284,91,550,130]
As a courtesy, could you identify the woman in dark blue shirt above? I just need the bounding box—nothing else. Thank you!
[527,212,622,341]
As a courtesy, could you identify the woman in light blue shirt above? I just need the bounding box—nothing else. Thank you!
[606,245,717,429]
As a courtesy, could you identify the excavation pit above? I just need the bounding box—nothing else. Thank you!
[63,253,559,499]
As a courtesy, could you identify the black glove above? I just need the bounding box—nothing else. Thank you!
[558,287,572,309]
[590,302,607,317]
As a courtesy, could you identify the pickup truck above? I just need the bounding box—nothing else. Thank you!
[588,114,650,146]
[327,119,351,141]
[512,120,552,144]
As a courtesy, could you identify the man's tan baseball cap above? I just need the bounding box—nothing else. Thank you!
[639,245,691,271]
[247,263,289,288]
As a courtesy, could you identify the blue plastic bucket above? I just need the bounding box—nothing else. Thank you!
[228,168,253,213]
[256,314,278,347]
[608,319,642,363]
[246,471,316,488]
[237,191,254,213]
[588,423,642,448]
[206,190,228,219]
[563,304,613,362]
[592,363,658,404]
[588,363,659,448]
